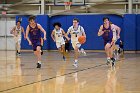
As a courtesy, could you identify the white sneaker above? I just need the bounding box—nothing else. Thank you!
[81,48,87,56]
[106,58,112,65]
[83,51,87,56]
[73,62,78,68]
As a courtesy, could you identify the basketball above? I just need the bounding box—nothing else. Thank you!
[78,36,86,44]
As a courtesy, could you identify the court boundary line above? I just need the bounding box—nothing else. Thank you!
[0,63,106,92]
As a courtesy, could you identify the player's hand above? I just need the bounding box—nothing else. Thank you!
[111,39,115,45]
[10,31,13,34]
[24,35,26,40]
[117,35,120,39]
[98,30,104,36]
[67,37,70,41]
[29,41,32,45]
[44,37,46,41]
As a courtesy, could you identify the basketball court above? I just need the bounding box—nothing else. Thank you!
[0,0,140,93]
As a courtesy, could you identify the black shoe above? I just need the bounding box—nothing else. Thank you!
[111,58,115,67]
[18,52,21,56]
[16,51,18,55]
[112,62,115,67]
[63,56,66,61]
[41,45,43,55]
[41,50,43,55]
[37,63,41,68]
[111,58,116,62]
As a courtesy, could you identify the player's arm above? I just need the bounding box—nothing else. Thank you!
[26,25,32,45]
[21,27,26,39]
[62,30,70,41]
[10,26,16,35]
[37,24,46,40]
[51,30,55,42]
[115,25,121,39]
[66,27,71,36]
[81,27,86,38]
[111,24,121,39]
[98,25,104,36]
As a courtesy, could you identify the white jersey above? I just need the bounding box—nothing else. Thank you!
[111,24,119,41]
[15,26,22,37]
[54,28,64,43]
[67,25,85,42]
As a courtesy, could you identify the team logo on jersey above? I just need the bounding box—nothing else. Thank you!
[104,30,110,32]
[72,31,79,37]
[56,33,62,37]
[16,30,20,34]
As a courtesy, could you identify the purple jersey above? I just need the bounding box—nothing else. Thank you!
[29,24,41,51]
[29,24,41,40]
[102,25,113,41]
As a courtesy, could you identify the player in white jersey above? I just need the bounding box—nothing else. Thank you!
[11,21,25,56]
[51,22,70,61]
[67,18,86,68]
[111,22,121,60]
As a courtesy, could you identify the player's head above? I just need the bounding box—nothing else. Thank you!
[16,21,21,26]
[53,22,61,30]
[73,18,79,27]
[28,16,36,25]
[103,17,110,24]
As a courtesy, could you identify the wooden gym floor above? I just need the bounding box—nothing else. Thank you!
[0,51,139,93]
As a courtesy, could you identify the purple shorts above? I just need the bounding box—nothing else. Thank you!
[104,40,112,46]
[31,39,41,51]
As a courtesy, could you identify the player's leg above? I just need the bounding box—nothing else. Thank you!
[17,37,21,55]
[33,41,42,68]
[56,42,66,61]
[109,43,116,67]
[14,36,18,55]
[114,44,120,60]
[61,40,66,60]
[40,38,44,55]
[105,42,111,64]
[36,46,42,68]
[61,44,66,61]
[56,42,61,53]
[36,46,41,61]
[72,43,81,68]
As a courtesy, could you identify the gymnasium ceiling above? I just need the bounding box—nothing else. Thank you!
[0,0,139,16]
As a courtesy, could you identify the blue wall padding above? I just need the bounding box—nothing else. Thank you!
[123,14,136,50]
[136,14,140,50]
[16,14,139,51]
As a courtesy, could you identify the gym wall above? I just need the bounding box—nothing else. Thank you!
[16,14,140,51]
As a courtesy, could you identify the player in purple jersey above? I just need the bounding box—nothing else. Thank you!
[98,17,120,66]
[26,16,46,68]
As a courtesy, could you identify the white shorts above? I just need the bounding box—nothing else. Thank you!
[56,39,65,49]
[14,36,21,44]
[72,42,81,50]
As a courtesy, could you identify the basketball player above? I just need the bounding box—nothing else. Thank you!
[26,16,46,68]
[67,18,86,68]
[110,22,121,61]
[51,22,70,61]
[10,21,25,56]
[98,17,121,66]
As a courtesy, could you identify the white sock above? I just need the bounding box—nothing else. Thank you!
[81,48,84,53]
[107,57,110,60]
[38,61,41,64]
[75,59,78,63]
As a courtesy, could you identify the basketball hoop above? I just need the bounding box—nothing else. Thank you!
[64,2,72,10]
[1,11,7,17]
[2,11,7,15]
